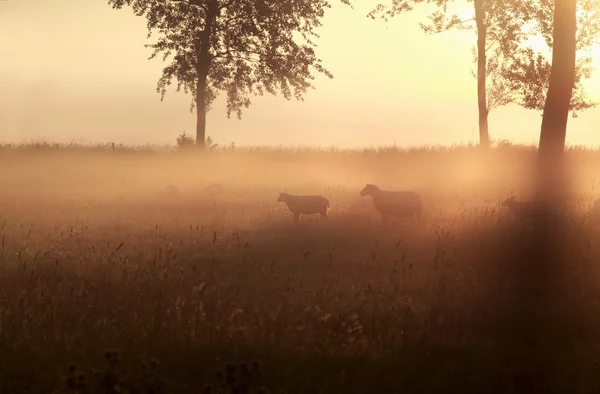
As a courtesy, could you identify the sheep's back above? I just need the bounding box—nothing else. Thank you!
[284,195,329,213]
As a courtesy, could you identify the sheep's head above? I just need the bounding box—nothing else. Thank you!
[360,184,379,196]
[277,193,289,203]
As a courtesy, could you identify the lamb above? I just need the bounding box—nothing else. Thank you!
[277,193,330,222]
[360,184,422,224]
[501,196,550,221]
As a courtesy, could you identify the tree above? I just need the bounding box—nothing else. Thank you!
[501,48,594,118]
[537,0,578,179]
[369,0,529,148]
[501,0,599,119]
[369,0,598,147]
[108,0,347,148]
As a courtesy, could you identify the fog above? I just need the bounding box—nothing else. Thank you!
[3,0,600,148]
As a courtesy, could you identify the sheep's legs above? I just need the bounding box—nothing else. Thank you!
[319,212,328,221]
[292,213,300,223]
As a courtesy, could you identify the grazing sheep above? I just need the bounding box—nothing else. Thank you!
[277,193,330,222]
[360,184,422,224]
[501,196,550,221]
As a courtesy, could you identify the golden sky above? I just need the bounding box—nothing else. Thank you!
[1,0,599,148]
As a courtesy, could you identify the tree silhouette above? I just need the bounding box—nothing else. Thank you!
[369,0,598,147]
[369,0,528,148]
[108,0,348,148]
[538,0,578,180]
[501,0,598,118]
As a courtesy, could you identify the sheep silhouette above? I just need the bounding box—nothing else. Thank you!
[277,193,330,223]
[360,184,422,225]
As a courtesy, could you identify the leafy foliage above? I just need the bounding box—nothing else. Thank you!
[368,0,599,116]
[498,0,600,116]
[175,130,219,150]
[415,0,528,59]
[368,0,531,132]
[501,47,596,117]
[108,0,347,119]
[470,47,515,112]
[175,130,196,149]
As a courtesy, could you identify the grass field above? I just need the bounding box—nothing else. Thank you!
[2,142,600,393]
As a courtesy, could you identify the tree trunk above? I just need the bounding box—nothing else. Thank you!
[195,74,208,149]
[538,0,577,183]
[474,0,490,148]
[519,2,578,385]
[194,0,218,149]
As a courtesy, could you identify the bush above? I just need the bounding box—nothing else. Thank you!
[176,131,196,150]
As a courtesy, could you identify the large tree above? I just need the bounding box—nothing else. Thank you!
[369,0,598,148]
[369,0,528,147]
[501,0,598,119]
[109,0,346,148]
[538,0,578,177]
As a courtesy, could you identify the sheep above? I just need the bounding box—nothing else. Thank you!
[501,196,551,221]
[277,192,330,223]
[359,184,422,224]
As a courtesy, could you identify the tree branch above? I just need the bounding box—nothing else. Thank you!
[169,0,208,12]
[214,50,261,64]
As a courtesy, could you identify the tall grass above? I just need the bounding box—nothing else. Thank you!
[1,141,600,393]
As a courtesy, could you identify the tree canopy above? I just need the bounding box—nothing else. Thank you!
[368,0,599,145]
[108,0,349,147]
[501,0,600,117]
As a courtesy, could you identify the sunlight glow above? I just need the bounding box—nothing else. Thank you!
[0,0,599,147]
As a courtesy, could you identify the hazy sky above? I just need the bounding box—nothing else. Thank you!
[1,0,599,148]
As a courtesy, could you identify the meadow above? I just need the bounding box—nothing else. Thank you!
[2,141,600,393]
